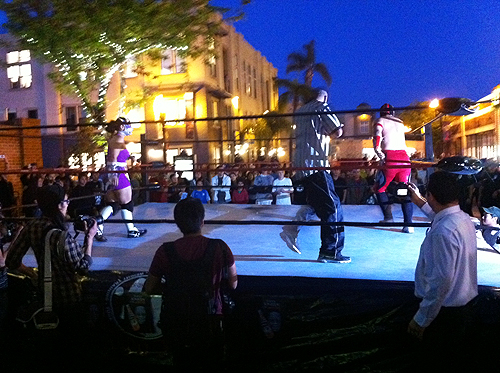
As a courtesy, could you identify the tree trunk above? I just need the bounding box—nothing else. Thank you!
[305,68,313,87]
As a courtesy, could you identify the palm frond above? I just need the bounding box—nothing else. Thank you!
[313,63,332,87]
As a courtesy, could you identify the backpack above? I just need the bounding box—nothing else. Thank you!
[160,239,221,340]
[16,228,65,330]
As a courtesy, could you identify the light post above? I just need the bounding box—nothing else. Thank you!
[425,99,441,161]
[430,97,478,158]
[424,120,435,162]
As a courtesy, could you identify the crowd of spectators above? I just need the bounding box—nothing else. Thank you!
[144,162,424,207]
[148,163,296,205]
[5,157,500,216]
[4,162,442,213]
[17,166,109,220]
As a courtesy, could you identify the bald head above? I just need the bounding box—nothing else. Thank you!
[316,90,328,103]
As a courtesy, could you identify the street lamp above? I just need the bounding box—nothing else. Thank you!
[419,97,479,161]
[430,97,478,116]
[422,99,442,162]
[429,99,439,109]
[426,97,479,159]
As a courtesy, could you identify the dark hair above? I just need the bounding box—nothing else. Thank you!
[37,184,67,230]
[105,117,129,133]
[173,197,205,234]
[427,171,460,205]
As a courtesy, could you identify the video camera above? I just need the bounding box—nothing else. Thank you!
[74,215,103,232]
[387,182,411,202]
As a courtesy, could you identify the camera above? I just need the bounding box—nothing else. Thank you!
[74,215,103,232]
[0,221,18,244]
[396,186,408,196]
[387,182,410,199]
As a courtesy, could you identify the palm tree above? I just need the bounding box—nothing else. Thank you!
[286,40,332,87]
[274,78,316,113]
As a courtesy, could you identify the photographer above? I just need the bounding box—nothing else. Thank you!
[0,223,8,335]
[6,184,97,330]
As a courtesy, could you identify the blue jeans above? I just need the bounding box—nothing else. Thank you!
[284,171,345,256]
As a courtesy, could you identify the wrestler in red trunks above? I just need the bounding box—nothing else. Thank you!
[373,104,413,233]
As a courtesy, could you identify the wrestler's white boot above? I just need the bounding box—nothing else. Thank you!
[121,209,147,238]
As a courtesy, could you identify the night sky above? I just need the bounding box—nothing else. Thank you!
[212,0,500,111]
[2,1,499,112]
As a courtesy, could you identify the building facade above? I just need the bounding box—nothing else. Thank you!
[445,86,500,161]
[0,21,278,169]
[0,34,85,167]
[120,20,279,167]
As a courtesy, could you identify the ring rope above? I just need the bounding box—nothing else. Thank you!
[0,160,434,176]
[0,216,431,228]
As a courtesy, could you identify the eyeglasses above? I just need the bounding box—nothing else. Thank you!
[61,199,70,204]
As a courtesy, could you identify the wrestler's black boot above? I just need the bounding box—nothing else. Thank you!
[95,215,108,242]
[376,192,393,222]
[401,201,414,233]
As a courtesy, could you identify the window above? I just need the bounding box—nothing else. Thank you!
[261,75,265,108]
[27,109,38,119]
[152,95,186,125]
[242,61,246,94]
[234,54,239,92]
[358,120,370,135]
[208,39,216,77]
[161,49,185,75]
[6,50,32,89]
[213,100,219,128]
[168,148,193,166]
[252,68,257,98]
[209,55,217,77]
[246,64,252,96]
[65,106,78,131]
[357,114,372,135]
[265,80,270,110]
[466,131,495,159]
[222,48,230,93]
[7,108,16,121]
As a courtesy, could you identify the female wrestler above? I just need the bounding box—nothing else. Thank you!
[98,117,147,239]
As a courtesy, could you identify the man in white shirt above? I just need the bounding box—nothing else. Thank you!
[211,166,231,203]
[407,171,477,370]
[272,170,293,205]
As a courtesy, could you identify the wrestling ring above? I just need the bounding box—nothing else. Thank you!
[2,113,500,371]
